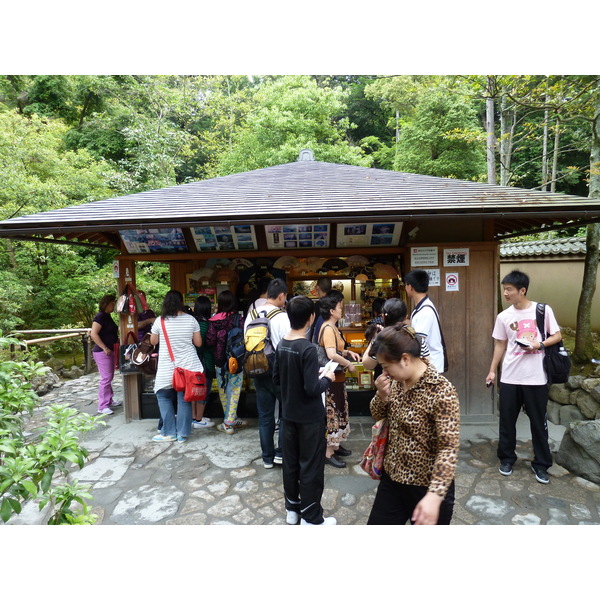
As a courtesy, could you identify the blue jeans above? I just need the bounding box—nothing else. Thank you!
[254,376,283,464]
[156,387,192,439]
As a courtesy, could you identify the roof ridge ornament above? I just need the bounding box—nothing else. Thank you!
[298,149,315,161]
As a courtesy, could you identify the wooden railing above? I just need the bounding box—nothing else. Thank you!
[9,329,94,373]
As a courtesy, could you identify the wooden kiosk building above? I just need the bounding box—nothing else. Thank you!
[1,151,599,423]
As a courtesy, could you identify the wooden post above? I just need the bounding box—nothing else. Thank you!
[117,258,141,423]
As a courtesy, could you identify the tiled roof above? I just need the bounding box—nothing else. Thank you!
[0,159,598,247]
[500,236,588,257]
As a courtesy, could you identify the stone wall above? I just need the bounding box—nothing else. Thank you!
[552,372,600,484]
[547,375,600,426]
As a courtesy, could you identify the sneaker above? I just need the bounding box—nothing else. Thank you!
[273,456,283,465]
[217,423,235,435]
[152,434,177,442]
[301,516,337,526]
[177,436,187,443]
[263,461,274,469]
[109,400,122,407]
[531,465,550,484]
[231,418,248,429]
[286,510,299,525]
[97,407,114,415]
[498,462,513,476]
[192,418,215,429]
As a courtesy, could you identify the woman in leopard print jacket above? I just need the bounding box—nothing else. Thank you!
[367,324,460,525]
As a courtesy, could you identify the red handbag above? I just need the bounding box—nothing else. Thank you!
[359,418,389,480]
[161,317,207,403]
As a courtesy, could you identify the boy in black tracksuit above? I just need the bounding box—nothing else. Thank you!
[273,295,335,525]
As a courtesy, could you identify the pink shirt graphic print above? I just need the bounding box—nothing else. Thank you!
[492,302,560,386]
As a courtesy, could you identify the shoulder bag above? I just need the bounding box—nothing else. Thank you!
[160,317,207,402]
[119,331,140,375]
[359,418,389,480]
[535,303,571,384]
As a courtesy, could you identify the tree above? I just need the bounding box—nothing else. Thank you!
[574,82,600,361]
[210,75,371,175]
[392,84,486,180]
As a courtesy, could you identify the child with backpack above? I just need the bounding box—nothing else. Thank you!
[206,290,248,434]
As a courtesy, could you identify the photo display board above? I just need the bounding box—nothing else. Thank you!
[336,222,402,248]
[191,225,258,252]
[119,228,188,254]
[265,224,330,250]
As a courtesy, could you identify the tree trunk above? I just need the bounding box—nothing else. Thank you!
[550,115,560,193]
[574,87,600,361]
[486,96,496,184]
[541,108,549,191]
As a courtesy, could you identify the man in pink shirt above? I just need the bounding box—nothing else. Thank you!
[486,270,562,484]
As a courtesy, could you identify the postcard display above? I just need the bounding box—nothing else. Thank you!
[120,223,405,394]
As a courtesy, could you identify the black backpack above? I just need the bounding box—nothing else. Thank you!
[224,314,245,375]
[535,303,571,384]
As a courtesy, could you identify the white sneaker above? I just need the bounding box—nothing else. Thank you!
[192,418,215,429]
[286,510,299,525]
[263,461,274,469]
[274,456,283,465]
[97,407,113,415]
[301,516,337,525]
[109,400,122,407]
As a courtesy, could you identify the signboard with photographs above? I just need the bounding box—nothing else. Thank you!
[119,228,188,254]
[190,225,258,252]
[336,222,403,248]
[265,224,330,250]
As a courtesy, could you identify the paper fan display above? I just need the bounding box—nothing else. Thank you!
[189,267,214,281]
[345,255,369,267]
[229,258,253,270]
[214,268,238,283]
[273,256,301,270]
[305,256,326,272]
[373,263,398,279]
[205,258,231,270]
[318,258,350,274]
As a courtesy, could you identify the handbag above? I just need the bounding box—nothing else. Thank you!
[535,303,571,384]
[316,325,344,371]
[119,331,140,375]
[359,418,389,480]
[160,317,207,402]
[132,333,158,375]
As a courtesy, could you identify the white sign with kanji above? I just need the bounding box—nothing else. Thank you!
[443,248,470,267]
[425,268,440,286]
[410,246,438,267]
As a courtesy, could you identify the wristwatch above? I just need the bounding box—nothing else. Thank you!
[539,341,545,350]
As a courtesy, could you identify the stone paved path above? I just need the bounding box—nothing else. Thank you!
[7,372,600,525]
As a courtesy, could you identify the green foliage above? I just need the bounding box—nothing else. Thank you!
[0,337,104,524]
[393,86,486,179]
[0,270,31,331]
[210,75,371,176]
[0,110,119,220]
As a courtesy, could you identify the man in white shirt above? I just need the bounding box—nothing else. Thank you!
[486,270,562,485]
[405,269,446,373]
[244,277,270,331]
[245,278,291,468]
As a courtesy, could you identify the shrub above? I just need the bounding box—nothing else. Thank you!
[0,334,104,524]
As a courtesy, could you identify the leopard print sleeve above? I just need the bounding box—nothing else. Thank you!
[428,380,461,497]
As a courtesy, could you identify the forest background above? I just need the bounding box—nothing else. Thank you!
[1,74,599,359]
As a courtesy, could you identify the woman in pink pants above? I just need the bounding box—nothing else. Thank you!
[90,294,120,415]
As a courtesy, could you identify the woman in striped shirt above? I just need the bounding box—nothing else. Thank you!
[150,290,203,443]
